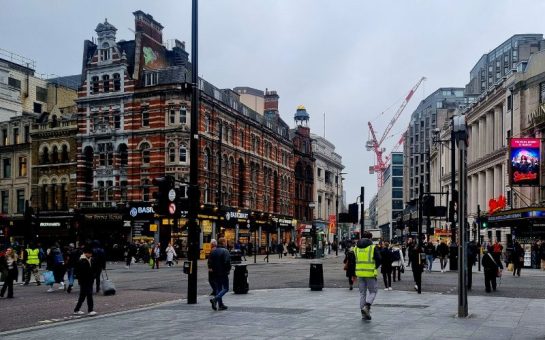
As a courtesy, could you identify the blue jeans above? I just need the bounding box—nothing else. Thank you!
[426,255,434,272]
[66,268,75,286]
[213,275,229,306]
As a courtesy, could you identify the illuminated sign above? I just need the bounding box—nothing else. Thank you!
[510,138,540,186]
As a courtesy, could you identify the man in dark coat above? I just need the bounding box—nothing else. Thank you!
[482,246,503,293]
[208,237,231,311]
[409,240,425,293]
[343,241,356,290]
[466,241,478,290]
[73,247,98,315]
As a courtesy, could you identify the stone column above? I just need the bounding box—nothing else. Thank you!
[493,165,501,198]
[478,117,485,160]
[486,111,493,154]
[479,171,486,209]
[472,174,479,213]
[486,168,494,207]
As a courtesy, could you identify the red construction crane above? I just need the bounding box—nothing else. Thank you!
[367,77,426,187]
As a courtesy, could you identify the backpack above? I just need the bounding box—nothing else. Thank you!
[392,249,401,262]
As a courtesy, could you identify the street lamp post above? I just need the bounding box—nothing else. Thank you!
[187,0,200,305]
[335,172,347,256]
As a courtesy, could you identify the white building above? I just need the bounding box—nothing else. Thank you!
[311,133,344,244]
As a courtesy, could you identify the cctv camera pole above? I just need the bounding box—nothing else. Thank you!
[360,186,365,235]
[454,115,468,318]
[187,0,200,304]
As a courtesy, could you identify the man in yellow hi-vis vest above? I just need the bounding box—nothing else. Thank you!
[353,231,381,320]
[23,242,42,285]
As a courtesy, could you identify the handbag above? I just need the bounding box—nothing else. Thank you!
[101,269,116,296]
[507,263,514,271]
[488,253,502,277]
[43,270,55,285]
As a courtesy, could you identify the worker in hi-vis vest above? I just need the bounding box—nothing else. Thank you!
[353,231,381,320]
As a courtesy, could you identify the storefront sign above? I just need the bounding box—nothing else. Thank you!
[202,220,213,234]
[40,222,62,227]
[84,214,123,221]
[128,203,156,219]
[272,217,295,227]
[150,224,158,232]
[510,138,540,186]
[488,195,506,214]
[225,211,249,221]
[528,103,545,127]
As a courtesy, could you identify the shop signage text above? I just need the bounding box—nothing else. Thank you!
[225,211,248,221]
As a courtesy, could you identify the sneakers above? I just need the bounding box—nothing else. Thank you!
[88,311,97,316]
[384,288,389,291]
[414,284,418,291]
[59,282,65,290]
[388,287,393,291]
[361,305,371,320]
[210,298,217,311]
[73,311,85,315]
[67,285,72,293]
[349,285,353,291]
[36,281,41,286]
[218,305,228,311]
[47,287,54,293]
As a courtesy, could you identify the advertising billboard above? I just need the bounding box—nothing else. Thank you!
[510,138,540,186]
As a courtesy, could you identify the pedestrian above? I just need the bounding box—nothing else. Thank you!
[424,241,436,273]
[65,243,81,293]
[22,242,41,286]
[343,241,356,290]
[482,246,503,293]
[209,237,231,311]
[540,240,545,271]
[92,241,106,293]
[353,231,381,321]
[436,240,449,273]
[124,242,135,269]
[73,247,97,316]
[409,240,425,293]
[277,242,284,259]
[152,242,161,269]
[46,244,66,292]
[208,239,218,296]
[0,248,18,298]
[380,241,393,291]
[466,240,478,290]
[391,243,404,282]
[165,243,177,267]
[511,241,524,277]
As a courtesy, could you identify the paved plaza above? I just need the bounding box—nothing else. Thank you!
[2,286,544,340]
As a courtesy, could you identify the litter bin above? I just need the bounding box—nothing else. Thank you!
[230,249,242,264]
[233,264,249,294]
[309,263,323,291]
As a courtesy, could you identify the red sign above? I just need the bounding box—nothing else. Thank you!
[168,203,176,215]
[488,195,506,214]
[328,215,336,234]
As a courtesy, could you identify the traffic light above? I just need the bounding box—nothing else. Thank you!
[348,203,359,224]
[481,217,488,228]
[422,195,435,216]
[152,175,176,216]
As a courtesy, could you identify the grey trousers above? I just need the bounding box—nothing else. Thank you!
[358,277,378,309]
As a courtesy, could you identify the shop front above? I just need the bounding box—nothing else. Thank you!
[36,213,75,247]
[77,209,127,260]
[488,207,545,268]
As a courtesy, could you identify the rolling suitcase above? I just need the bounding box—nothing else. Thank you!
[101,269,116,296]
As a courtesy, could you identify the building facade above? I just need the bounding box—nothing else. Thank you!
[376,152,403,240]
[311,133,344,245]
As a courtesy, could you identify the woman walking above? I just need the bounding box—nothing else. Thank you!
[380,242,393,290]
[165,243,177,267]
[343,241,356,290]
[391,243,404,282]
[512,241,524,277]
[0,248,18,298]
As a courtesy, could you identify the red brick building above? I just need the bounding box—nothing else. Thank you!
[75,11,294,252]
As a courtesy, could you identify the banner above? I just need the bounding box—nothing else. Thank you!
[510,138,540,186]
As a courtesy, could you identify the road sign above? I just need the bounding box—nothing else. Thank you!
[168,189,176,202]
[168,203,176,215]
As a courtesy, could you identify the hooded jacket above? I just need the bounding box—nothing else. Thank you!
[356,238,382,269]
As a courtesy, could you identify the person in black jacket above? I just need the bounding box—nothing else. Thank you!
[482,246,503,293]
[511,241,524,277]
[208,237,231,311]
[343,241,356,290]
[467,241,478,290]
[436,241,449,273]
[73,247,98,316]
[409,240,425,294]
[0,248,18,298]
[92,241,106,293]
[380,242,393,291]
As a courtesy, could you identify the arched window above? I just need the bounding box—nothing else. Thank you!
[239,130,244,148]
[203,183,209,203]
[41,146,50,164]
[61,144,69,162]
[102,75,110,93]
[203,148,210,170]
[113,73,121,91]
[100,42,110,61]
[51,145,59,163]
[140,142,151,165]
[204,115,211,132]
[142,178,150,201]
[98,181,105,201]
[60,178,68,210]
[168,142,176,163]
[179,107,187,124]
[179,145,187,163]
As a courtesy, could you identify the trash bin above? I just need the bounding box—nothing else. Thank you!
[233,264,249,294]
[230,249,242,264]
[309,263,323,291]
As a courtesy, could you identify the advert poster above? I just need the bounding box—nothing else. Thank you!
[510,138,540,186]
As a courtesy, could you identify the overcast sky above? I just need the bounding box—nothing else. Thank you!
[2,0,545,208]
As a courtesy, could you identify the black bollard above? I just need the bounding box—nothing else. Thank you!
[233,264,249,294]
[309,263,324,291]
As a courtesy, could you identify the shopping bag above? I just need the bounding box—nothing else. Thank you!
[149,258,154,268]
[43,271,55,285]
[507,263,514,272]
[101,270,116,296]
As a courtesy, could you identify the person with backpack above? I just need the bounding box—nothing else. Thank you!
[46,244,65,292]
[391,243,404,282]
